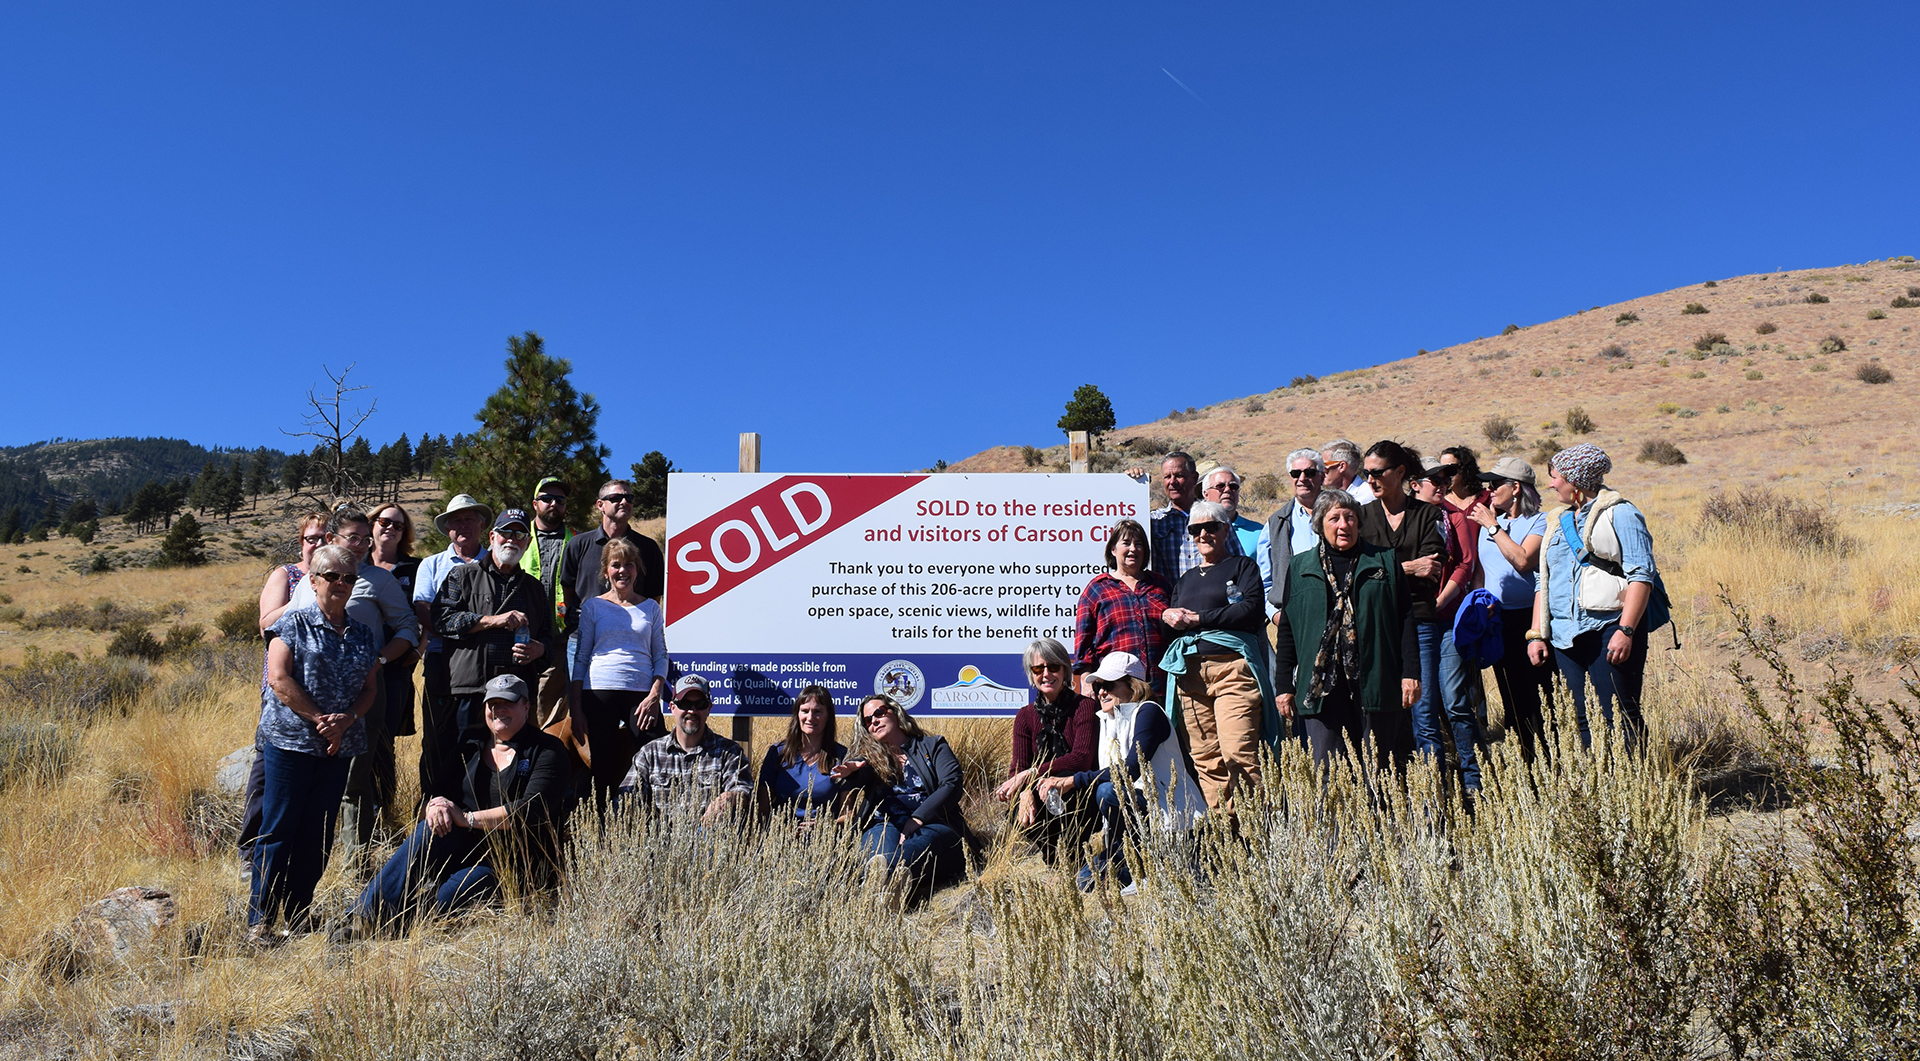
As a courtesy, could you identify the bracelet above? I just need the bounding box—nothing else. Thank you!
[1524,629,1546,642]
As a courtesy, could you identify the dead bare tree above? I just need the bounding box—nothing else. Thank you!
[283,363,376,509]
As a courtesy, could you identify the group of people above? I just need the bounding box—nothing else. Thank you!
[239,437,1669,939]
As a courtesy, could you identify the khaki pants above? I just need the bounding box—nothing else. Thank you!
[535,659,570,732]
[1177,655,1262,812]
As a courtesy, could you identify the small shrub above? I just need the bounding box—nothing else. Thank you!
[1693,332,1728,352]
[1289,374,1318,388]
[1683,302,1710,314]
[1755,321,1778,335]
[162,622,206,658]
[1501,323,1521,335]
[106,625,164,663]
[0,650,153,720]
[1676,407,1698,418]
[1892,296,1919,309]
[1804,292,1829,304]
[1856,362,1893,385]
[1909,286,1920,297]
[1818,334,1847,354]
[0,605,23,624]
[1246,473,1281,502]
[1656,402,1679,415]
[1019,444,1043,467]
[87,554,111,574]
[1599,343,1628,359]
[1638,438,1688,466]
[1244,397,1265,414]
[1616,312,1639,324]
[1530,437,1563,466]
[1703,280,1718,288]
[1867,309,1887,320]
[1481,414,1518,447]
[1688,370,1708,379]
[1701,488,1849,553]
[1715,404,1731,413]
[0,721,77,791]
[1529,367,1543,377]
[1745,370,1764,380]
[1811,362,1829,372]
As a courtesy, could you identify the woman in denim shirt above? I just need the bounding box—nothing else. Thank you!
[1526,444,1669,748]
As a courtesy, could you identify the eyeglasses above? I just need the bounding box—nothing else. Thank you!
[373,518,403,530]
[1187,522,1224,537]
[599,493,632,506]
[333,533,371,546]
[1288,468,1321,479]
[312,571,354,585]
[861,708,892,727]
[300,534,327,545]
[1205,482,1239,493]
[1029,662,1065,675]
[535,494,566,504]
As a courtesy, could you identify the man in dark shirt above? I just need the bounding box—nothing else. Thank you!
[559,477,667,634]
[429,509,554,801]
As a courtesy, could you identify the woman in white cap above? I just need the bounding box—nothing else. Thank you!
[1158,499,1278,815]
[1467,457,1554,760]
[1035,651,1202,892]
[1526,444,1669,748]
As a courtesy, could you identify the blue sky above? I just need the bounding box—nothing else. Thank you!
[3,2,1914,474]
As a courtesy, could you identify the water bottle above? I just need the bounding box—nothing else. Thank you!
[1045,787,1066,817]
[1226,579,1243,605]
[513,624,531,647]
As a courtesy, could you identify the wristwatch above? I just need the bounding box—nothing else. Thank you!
[1616,624,1637,639]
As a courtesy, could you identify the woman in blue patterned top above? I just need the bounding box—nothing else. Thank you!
[250,543,381,944]
[755,685,846,829]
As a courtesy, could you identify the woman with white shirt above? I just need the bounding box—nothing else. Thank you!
[1035,651,1204,893]
[568,537,669,823]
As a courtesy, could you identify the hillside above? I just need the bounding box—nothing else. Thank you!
[958,258,1920,515]
[0,437,288,515]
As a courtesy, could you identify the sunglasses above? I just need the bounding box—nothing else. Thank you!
[300,534,327,545]
[1029,662,1065,675]
[1363,467,1392,481]
[599,493,632,505]
[1288,468,1321,479]
[674,697,711,711]
[1187,522,1224,537]
[496,528,530,541]
[1436,465,1459,479]
[535,494,567,504]
[1483,477,1511,489]
[373,517,404,530]
[1205,481,1239,492]
[312,571,354,585]
[861,708,892,727]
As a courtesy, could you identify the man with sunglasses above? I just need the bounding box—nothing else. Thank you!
[1318,438,1375,505]
[619,674,751,824]
[428,509,555,802]
[1201,466,1264,560]
[558,480,667,666]
[1255,449,1327,618]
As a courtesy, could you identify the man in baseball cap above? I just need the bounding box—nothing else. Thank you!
[619,673,751,823]
[522,479,574,729]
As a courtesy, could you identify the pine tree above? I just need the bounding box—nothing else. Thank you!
[155,512,208,567]
[1057,384,1117,442]
[247,449,273,504]
[213,463,246,522]
[630,451,677,519]
[280,452,310,495]
[345,437,377,496]
[439,332,610,532]
[0,506,19,544]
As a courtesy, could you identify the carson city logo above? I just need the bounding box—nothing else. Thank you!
[930,665,1027,711]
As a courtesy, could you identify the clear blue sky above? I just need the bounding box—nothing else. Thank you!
[3,3,1914,474]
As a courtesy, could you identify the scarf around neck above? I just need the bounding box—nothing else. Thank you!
[1308,541,1362,703]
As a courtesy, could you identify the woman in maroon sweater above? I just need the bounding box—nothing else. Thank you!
[993,636,1098,864]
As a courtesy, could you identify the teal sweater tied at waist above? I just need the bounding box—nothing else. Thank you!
[1159,629,1285,763]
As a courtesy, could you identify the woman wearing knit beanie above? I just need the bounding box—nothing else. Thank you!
[1525,443,1670,749]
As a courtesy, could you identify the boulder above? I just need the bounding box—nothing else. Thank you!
[72,886,177,965]
[214,745,254,795]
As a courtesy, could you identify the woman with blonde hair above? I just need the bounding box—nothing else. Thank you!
[569,536,669,823]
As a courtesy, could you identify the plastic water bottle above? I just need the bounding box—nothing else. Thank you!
[1045,787,1067,817]
[513,625,530,647]
[1226,579,1243,605]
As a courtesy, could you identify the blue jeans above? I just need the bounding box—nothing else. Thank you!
[1084,781,1143,887]
[1410,621,1444,761]
[1554,624,1648,749]
[1437,629,1484,791]
[353,820,498,924]
[249,744,351,927]
[861,819,963,896]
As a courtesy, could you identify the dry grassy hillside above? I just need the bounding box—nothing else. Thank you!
[959,258,1919,511]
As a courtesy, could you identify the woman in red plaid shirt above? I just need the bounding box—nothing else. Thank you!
[1074,520,1174,698]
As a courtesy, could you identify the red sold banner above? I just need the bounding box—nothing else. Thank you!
[666,474,924,623]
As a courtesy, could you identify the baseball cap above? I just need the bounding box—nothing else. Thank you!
[494,508,530,532]
[1091,652,1146,683]
[534,476,570,498]
[1479,457,1537,486]
[484,674,530,704]
[672,674,712,704]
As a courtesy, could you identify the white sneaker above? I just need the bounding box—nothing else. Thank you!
[1119,881,1139,897]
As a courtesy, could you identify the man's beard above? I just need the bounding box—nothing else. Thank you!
[492,542,526,567]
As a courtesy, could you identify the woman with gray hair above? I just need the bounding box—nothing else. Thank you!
[1467,457,1554,760]
[1160,500,1279,814]
[1271,490,1420,772]
[993,637,1098,862]
[998,636,1090,859]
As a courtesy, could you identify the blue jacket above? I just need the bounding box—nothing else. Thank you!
[1451,588,1504,668]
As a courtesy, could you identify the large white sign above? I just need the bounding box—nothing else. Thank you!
[665,472,1147,717]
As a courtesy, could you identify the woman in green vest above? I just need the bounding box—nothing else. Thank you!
[1272,489,1421,772]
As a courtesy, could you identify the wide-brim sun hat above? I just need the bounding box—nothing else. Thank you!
[434,494,496,534]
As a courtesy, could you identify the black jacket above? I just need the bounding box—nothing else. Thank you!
[431,553,558,695]
[461,726,574,891]
[844,734,971,837]
[560,526,667,632]
[1358,498,1447,624]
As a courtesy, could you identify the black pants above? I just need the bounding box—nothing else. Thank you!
[418,652,465,805]
[1489,606,1556,761]
[580,688,663,823]
[1302,692,1414,774]
[1554,624,1648,749]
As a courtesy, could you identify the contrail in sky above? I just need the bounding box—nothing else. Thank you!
[1161,67,1204,103]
